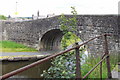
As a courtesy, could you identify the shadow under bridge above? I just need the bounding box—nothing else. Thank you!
[39,29,63,51]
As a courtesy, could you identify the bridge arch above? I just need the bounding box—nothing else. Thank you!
[39,29,63,51]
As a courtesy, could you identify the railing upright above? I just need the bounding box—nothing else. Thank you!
[75,43,82,79]
[104,34,112,79]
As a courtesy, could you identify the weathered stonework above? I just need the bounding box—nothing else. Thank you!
[0,15,119,56]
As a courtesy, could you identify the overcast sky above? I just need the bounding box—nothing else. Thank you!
[0,0,119,17]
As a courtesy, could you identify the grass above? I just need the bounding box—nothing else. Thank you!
[0,41,37,52]
[82,57,107,78]
[81,55,117,78]
[113,65,120,72]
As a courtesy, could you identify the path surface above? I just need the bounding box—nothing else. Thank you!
[112,64,120,79]
[0,51,59,61]
[0,51,58,56]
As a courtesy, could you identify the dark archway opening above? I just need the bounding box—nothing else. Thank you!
[39,29,63,51]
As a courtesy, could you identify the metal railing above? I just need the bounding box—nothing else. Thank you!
[0,34,112,80]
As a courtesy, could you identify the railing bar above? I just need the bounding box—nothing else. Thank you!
[75,34,105,49]
[83,55,109,79]
[75,34,111,49]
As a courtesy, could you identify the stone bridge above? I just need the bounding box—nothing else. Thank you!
[0,15,119,55]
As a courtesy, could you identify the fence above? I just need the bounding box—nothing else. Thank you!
[0,34,112,80]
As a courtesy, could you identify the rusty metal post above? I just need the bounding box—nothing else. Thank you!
[75,42,82,79]
[104,34,112,79]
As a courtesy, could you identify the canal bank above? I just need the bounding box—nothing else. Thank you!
[0,51,58,61]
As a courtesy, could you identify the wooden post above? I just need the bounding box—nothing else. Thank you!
[104,34,112,79]
[75,42,82,79]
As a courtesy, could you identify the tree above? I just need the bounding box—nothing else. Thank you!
[59,7,78,41]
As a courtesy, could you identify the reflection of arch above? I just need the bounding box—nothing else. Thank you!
[39,29,63,51]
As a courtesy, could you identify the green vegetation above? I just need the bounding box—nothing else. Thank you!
[61,32,81,50]
[0,15,7,20]
[0,41,37,52]
[113,65,120,72]
[82,56,107,78]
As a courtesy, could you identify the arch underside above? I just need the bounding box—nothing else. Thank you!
[39,29,63,51]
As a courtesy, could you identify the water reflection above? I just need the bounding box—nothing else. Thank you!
[1,60,51,78]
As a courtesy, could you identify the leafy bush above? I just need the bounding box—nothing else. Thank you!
[0,15,7,20]
[42,49,86,78]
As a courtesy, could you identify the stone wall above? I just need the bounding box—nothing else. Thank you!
[0,15,119,56]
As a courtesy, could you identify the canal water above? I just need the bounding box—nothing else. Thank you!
[1,60,51,78]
